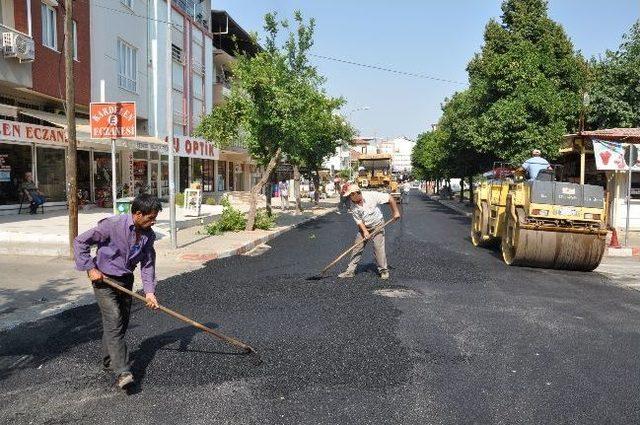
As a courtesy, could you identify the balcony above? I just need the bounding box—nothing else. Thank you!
[0,24,33,88]
[174,0,208,27]
[213,80,231,105]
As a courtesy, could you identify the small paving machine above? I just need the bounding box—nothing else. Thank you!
[471,165,608,271]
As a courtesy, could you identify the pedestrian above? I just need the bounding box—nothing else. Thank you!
[279,179,289,211]
[20,172,46,214]
[337,179,350,213]
[73,194,162,389]
[338,184,401,280]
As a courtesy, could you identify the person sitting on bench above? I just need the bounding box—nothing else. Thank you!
[20,172,45,214]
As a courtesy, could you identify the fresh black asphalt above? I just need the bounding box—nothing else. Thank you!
[1,192,639,424]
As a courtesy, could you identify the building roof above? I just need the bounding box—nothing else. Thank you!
[566,128,640,143]
[211,10,260,57]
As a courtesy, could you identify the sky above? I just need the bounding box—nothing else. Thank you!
[214,0,639,140]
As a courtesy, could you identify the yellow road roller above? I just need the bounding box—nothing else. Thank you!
[471,171,608,271]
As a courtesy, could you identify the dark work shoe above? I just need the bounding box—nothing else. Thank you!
[380,270,390,280]
[117,372,134,389]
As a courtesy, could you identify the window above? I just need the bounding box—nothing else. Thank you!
[121,0,133,8]
[41,3,57,50]
[72,20,77,60]
[117,39,137,93]
[36,147,66,202]
[0,143,33,205]
[172,45,184,91]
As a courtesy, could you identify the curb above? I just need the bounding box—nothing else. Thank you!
[178,208,335,262]
[427,195,473,217]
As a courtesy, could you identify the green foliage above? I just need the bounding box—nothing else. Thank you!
[205,198,246,235]
[254,209,277,230]
[588,20,640,129]
[465,0,587,163]
[413,0,587,180]
[204,198,276,235]
[175,192,185,207]
[205,197,216,205]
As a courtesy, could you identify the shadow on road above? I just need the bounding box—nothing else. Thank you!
[129,322,250,393]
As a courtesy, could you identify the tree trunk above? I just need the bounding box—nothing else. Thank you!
[293,165,302,213]
[459,179,464,203]
[313,170,321,205]
[245,147,281,231]
[265,174,273,216]
[469,175,474,205]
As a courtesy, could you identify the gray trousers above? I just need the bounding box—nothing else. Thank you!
[93,273,134,376]
[345,228,388,274]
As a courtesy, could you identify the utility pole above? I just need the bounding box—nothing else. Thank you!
[167,0,177,248]
[64,0,78,257]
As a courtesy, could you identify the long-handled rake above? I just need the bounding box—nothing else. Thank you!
[102,277,257,356]
[308,218,395,280]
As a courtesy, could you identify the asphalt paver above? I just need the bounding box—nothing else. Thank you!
[1,192,640,424]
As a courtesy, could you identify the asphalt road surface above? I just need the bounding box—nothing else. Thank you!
[2,192,639,424]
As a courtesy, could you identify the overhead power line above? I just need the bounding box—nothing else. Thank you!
[309,53,467,86]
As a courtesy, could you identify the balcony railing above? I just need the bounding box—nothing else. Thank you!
[173,0,206,24]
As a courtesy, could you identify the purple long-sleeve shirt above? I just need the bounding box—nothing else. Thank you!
[74,214,157,294]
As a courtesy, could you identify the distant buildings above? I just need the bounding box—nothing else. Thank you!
[323,136,416,177]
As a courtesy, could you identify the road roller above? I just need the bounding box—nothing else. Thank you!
[471,171,608,271]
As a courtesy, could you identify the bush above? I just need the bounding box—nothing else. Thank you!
[204,199,277,235]
[205,197,216,205]
[255,209,277,230]
[205,198,246,235]
[175,192,185,207]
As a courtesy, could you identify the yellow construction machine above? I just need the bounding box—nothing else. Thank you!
[357,153,399,192]
[471,165,608,271]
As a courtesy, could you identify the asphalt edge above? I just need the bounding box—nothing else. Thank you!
[178,207,336,262]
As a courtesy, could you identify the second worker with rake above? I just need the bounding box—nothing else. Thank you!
[338,184,401,280]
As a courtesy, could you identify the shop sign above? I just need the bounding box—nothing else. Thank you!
[0,119,66,146]
[89,102,137,139]
[593,139,640,171]
[136,141,169,155]
[168,136,219,160]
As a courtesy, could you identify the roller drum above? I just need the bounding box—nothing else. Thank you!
[501,207,606,271]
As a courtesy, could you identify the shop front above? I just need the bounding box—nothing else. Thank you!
[0,119,92,212]
[562,129,640,230]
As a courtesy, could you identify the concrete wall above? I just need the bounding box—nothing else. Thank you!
[90,0,148,118]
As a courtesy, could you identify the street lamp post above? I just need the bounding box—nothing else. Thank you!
[344,106,371,181]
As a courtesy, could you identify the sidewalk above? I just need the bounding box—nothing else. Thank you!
[426,192,640,290]
[0,198,338,331]
[0,203,229,256]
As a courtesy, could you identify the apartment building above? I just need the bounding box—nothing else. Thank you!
[90,1,256,204]
[0,0,92,213]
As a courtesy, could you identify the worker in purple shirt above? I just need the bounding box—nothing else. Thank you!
[74,194,162,389]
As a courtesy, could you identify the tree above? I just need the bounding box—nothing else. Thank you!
[197,12,327,230]
[466,0,587,163]
[588,20,640,129]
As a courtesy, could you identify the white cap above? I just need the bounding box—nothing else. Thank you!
[344,184,361,197]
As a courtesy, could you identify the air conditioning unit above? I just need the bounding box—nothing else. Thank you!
[2,32,35,62]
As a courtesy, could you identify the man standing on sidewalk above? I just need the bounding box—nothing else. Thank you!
[338,185,401,280]
[73,194,162,389]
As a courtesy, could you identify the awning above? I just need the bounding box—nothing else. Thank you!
[18,108,92,142]
[0,104,18,118]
